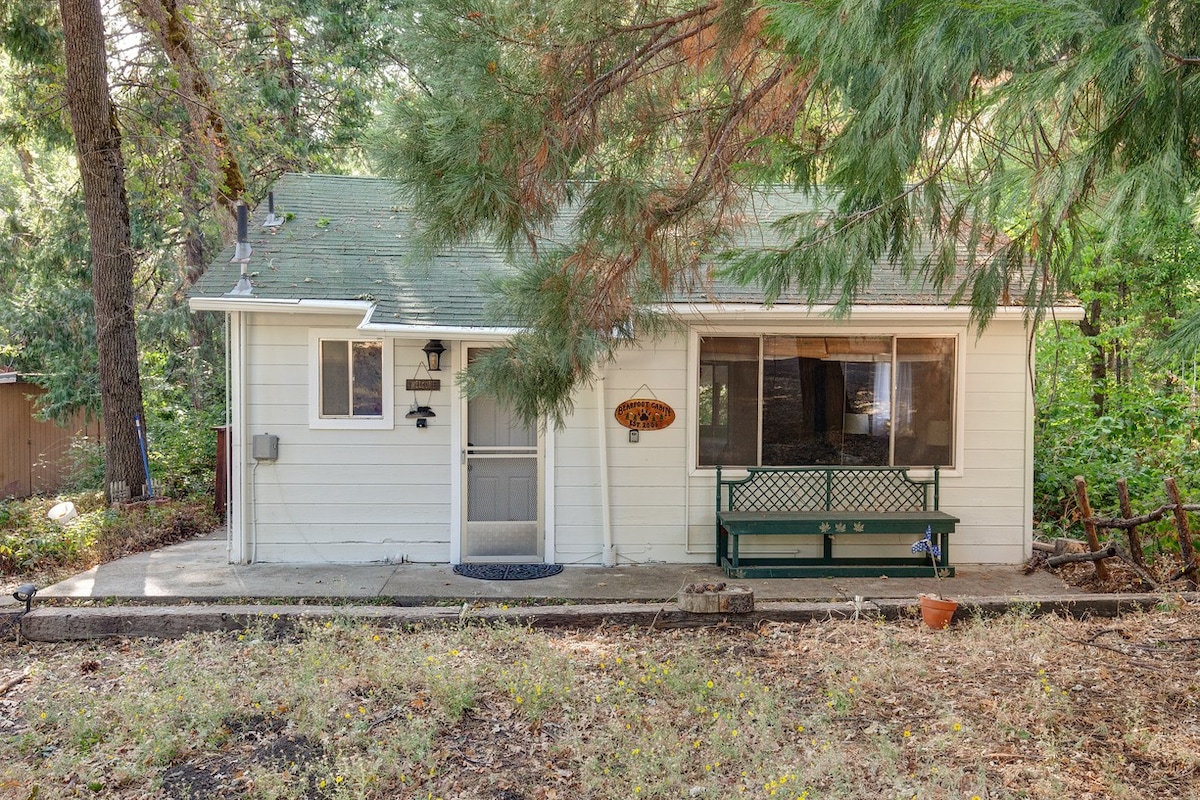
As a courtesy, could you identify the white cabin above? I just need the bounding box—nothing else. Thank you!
[189,174,1072,567]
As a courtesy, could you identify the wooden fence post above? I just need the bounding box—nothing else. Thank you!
[1116,478,1146,568]
[1074,475,1109,581]
[1164,477,1197,591]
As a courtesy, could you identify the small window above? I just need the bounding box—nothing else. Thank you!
[320,339,383,418]
[309,332,393,429]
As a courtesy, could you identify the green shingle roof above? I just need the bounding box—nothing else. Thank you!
[190,173,514,328]
[189,174,1014,327]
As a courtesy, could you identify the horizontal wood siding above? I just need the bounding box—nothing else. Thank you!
[670,320,1033,565]
[237,312,1033,566]
[241,313,452,563]
[943,317,1031,563]
[553,339,692,564]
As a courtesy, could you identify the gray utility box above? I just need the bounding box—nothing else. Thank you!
[252,433,279,461]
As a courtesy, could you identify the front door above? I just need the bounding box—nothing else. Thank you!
[463,348,543,562]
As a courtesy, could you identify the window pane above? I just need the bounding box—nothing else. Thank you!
[698,337,759,466]
[352,341,384,416]
[893,338,955,466]
[763,337,890,466]
[320,340,350,416]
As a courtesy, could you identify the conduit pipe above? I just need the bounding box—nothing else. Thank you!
[597,373,616,567]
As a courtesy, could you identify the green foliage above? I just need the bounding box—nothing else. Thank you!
[460,252,677,427]
[374,0,1200,419]
[0,494,216,576]
[1034,323,1200,542]
[0,494,106,573]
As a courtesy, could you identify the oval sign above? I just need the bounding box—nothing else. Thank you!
[615,398,676,431]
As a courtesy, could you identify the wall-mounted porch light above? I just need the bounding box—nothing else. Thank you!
[422,339,447,372]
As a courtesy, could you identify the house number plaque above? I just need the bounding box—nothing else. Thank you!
[615,398,676,431]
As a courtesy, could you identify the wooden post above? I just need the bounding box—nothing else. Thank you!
[1116,478,1146,568]
[1164,477,1197,591]
[1074,476,1109,581]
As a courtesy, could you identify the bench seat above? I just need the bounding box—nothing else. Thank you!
[715,466,958,579]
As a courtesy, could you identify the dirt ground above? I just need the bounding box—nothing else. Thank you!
[3,602,1200,799]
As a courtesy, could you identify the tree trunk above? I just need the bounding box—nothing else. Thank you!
[59,0,148,502]
[131,0,244,247]
[1078,294,1107,417]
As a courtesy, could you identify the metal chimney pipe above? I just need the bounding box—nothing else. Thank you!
[230,202,252,264]
[237,203,248,242]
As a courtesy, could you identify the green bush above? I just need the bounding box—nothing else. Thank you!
[0,494,216,577]
[1035,327,1200,554]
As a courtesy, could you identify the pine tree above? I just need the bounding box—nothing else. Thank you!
[373,0,1200,425]
[59,0,149,500]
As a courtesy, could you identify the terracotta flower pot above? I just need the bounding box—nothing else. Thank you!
[919,594,958,629]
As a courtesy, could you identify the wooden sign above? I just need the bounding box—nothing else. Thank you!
[615,398,675,430]
[406,379,441,391]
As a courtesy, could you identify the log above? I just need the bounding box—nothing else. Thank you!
[1085,503,1200,529]
[1074,476,1109,580]
[1047,546,1117,567]
[1031,541,1056,553]
[0,670,28,697]
[1052,538,1087,556]
[1164,477,1197,591]
[1116,478,1147,568]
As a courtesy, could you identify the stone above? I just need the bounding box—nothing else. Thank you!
[676,585,755,614]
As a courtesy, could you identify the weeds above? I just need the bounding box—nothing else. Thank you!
[0,495,216,584]
[4,609,1199,799]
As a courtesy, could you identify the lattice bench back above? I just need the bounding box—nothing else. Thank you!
[717,466,938,513]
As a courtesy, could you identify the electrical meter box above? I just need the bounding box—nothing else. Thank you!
[252,433,279,461]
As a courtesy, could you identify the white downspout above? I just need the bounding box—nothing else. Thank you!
[597,373,616,566]
[225,311,233,557]
[238,311,253,564]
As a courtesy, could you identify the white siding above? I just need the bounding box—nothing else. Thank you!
[583,318,1033,566]
[237,312,453,563]
[233,311,1034,566]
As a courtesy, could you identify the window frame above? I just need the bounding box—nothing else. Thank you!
[690,329,963,474]
[308,330,394,430]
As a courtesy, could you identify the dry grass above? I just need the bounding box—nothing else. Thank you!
[3,604,1200,799]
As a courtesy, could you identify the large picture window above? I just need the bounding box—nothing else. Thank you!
[699,335,956,468]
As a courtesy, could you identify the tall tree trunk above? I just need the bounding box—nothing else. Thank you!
[131,0,245,249]
[1078,294,1107,417]
[59,0,149,501]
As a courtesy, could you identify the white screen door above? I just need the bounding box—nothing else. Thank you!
[463,348,542,561]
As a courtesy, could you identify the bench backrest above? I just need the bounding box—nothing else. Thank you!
[717,466,938,513]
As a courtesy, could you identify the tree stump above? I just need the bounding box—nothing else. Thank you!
[677,584,755,614]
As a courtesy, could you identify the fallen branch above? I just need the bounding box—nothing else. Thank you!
[1109,542,1159,590]
[1167,559,1198,583]
[1084,503,1200,529]
[1046,546,1116,567]
[1031,541,1056,553]
[1053,629,1161,670]
[0,670,29,697]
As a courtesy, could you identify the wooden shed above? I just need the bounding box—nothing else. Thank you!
[0,373,102,499]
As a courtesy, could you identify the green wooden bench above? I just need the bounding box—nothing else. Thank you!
[715,466,958,578]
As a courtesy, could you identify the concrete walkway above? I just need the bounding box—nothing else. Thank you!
[11,531,1080,603]
[1,532,1176,641]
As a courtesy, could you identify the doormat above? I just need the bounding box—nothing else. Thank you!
[453,563,564,581]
